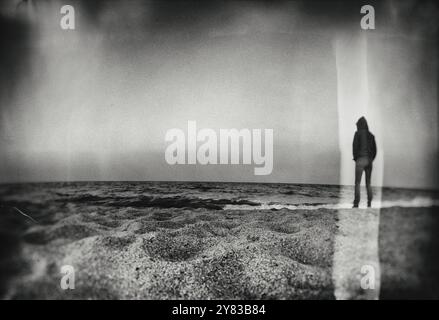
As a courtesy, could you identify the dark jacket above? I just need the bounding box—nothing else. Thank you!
[353,117,377,161]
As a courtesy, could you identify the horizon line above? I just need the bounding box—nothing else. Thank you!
[0,179,437,192]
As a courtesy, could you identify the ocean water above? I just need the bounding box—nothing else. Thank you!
[0,181,437,221]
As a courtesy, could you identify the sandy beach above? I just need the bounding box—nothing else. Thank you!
[6,207,336,299]
[0,182,438,299]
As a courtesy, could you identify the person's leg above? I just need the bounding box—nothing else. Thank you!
[354,159,364,207]
[365,160,373,207]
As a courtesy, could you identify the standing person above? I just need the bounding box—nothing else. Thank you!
[352,117,377,208]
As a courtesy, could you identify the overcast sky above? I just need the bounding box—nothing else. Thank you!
[0,0,438,189]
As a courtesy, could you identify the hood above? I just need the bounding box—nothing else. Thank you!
[356,116,369,131]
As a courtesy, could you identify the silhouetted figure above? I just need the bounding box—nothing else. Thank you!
[352,117,377,208]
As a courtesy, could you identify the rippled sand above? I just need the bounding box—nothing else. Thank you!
[0,182,437,299]
[4,207,336,299]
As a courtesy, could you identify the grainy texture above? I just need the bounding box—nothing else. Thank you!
[6,207,337,299]
[1,182,437,299]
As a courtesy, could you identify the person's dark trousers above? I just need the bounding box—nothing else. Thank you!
[354,156,373,207]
